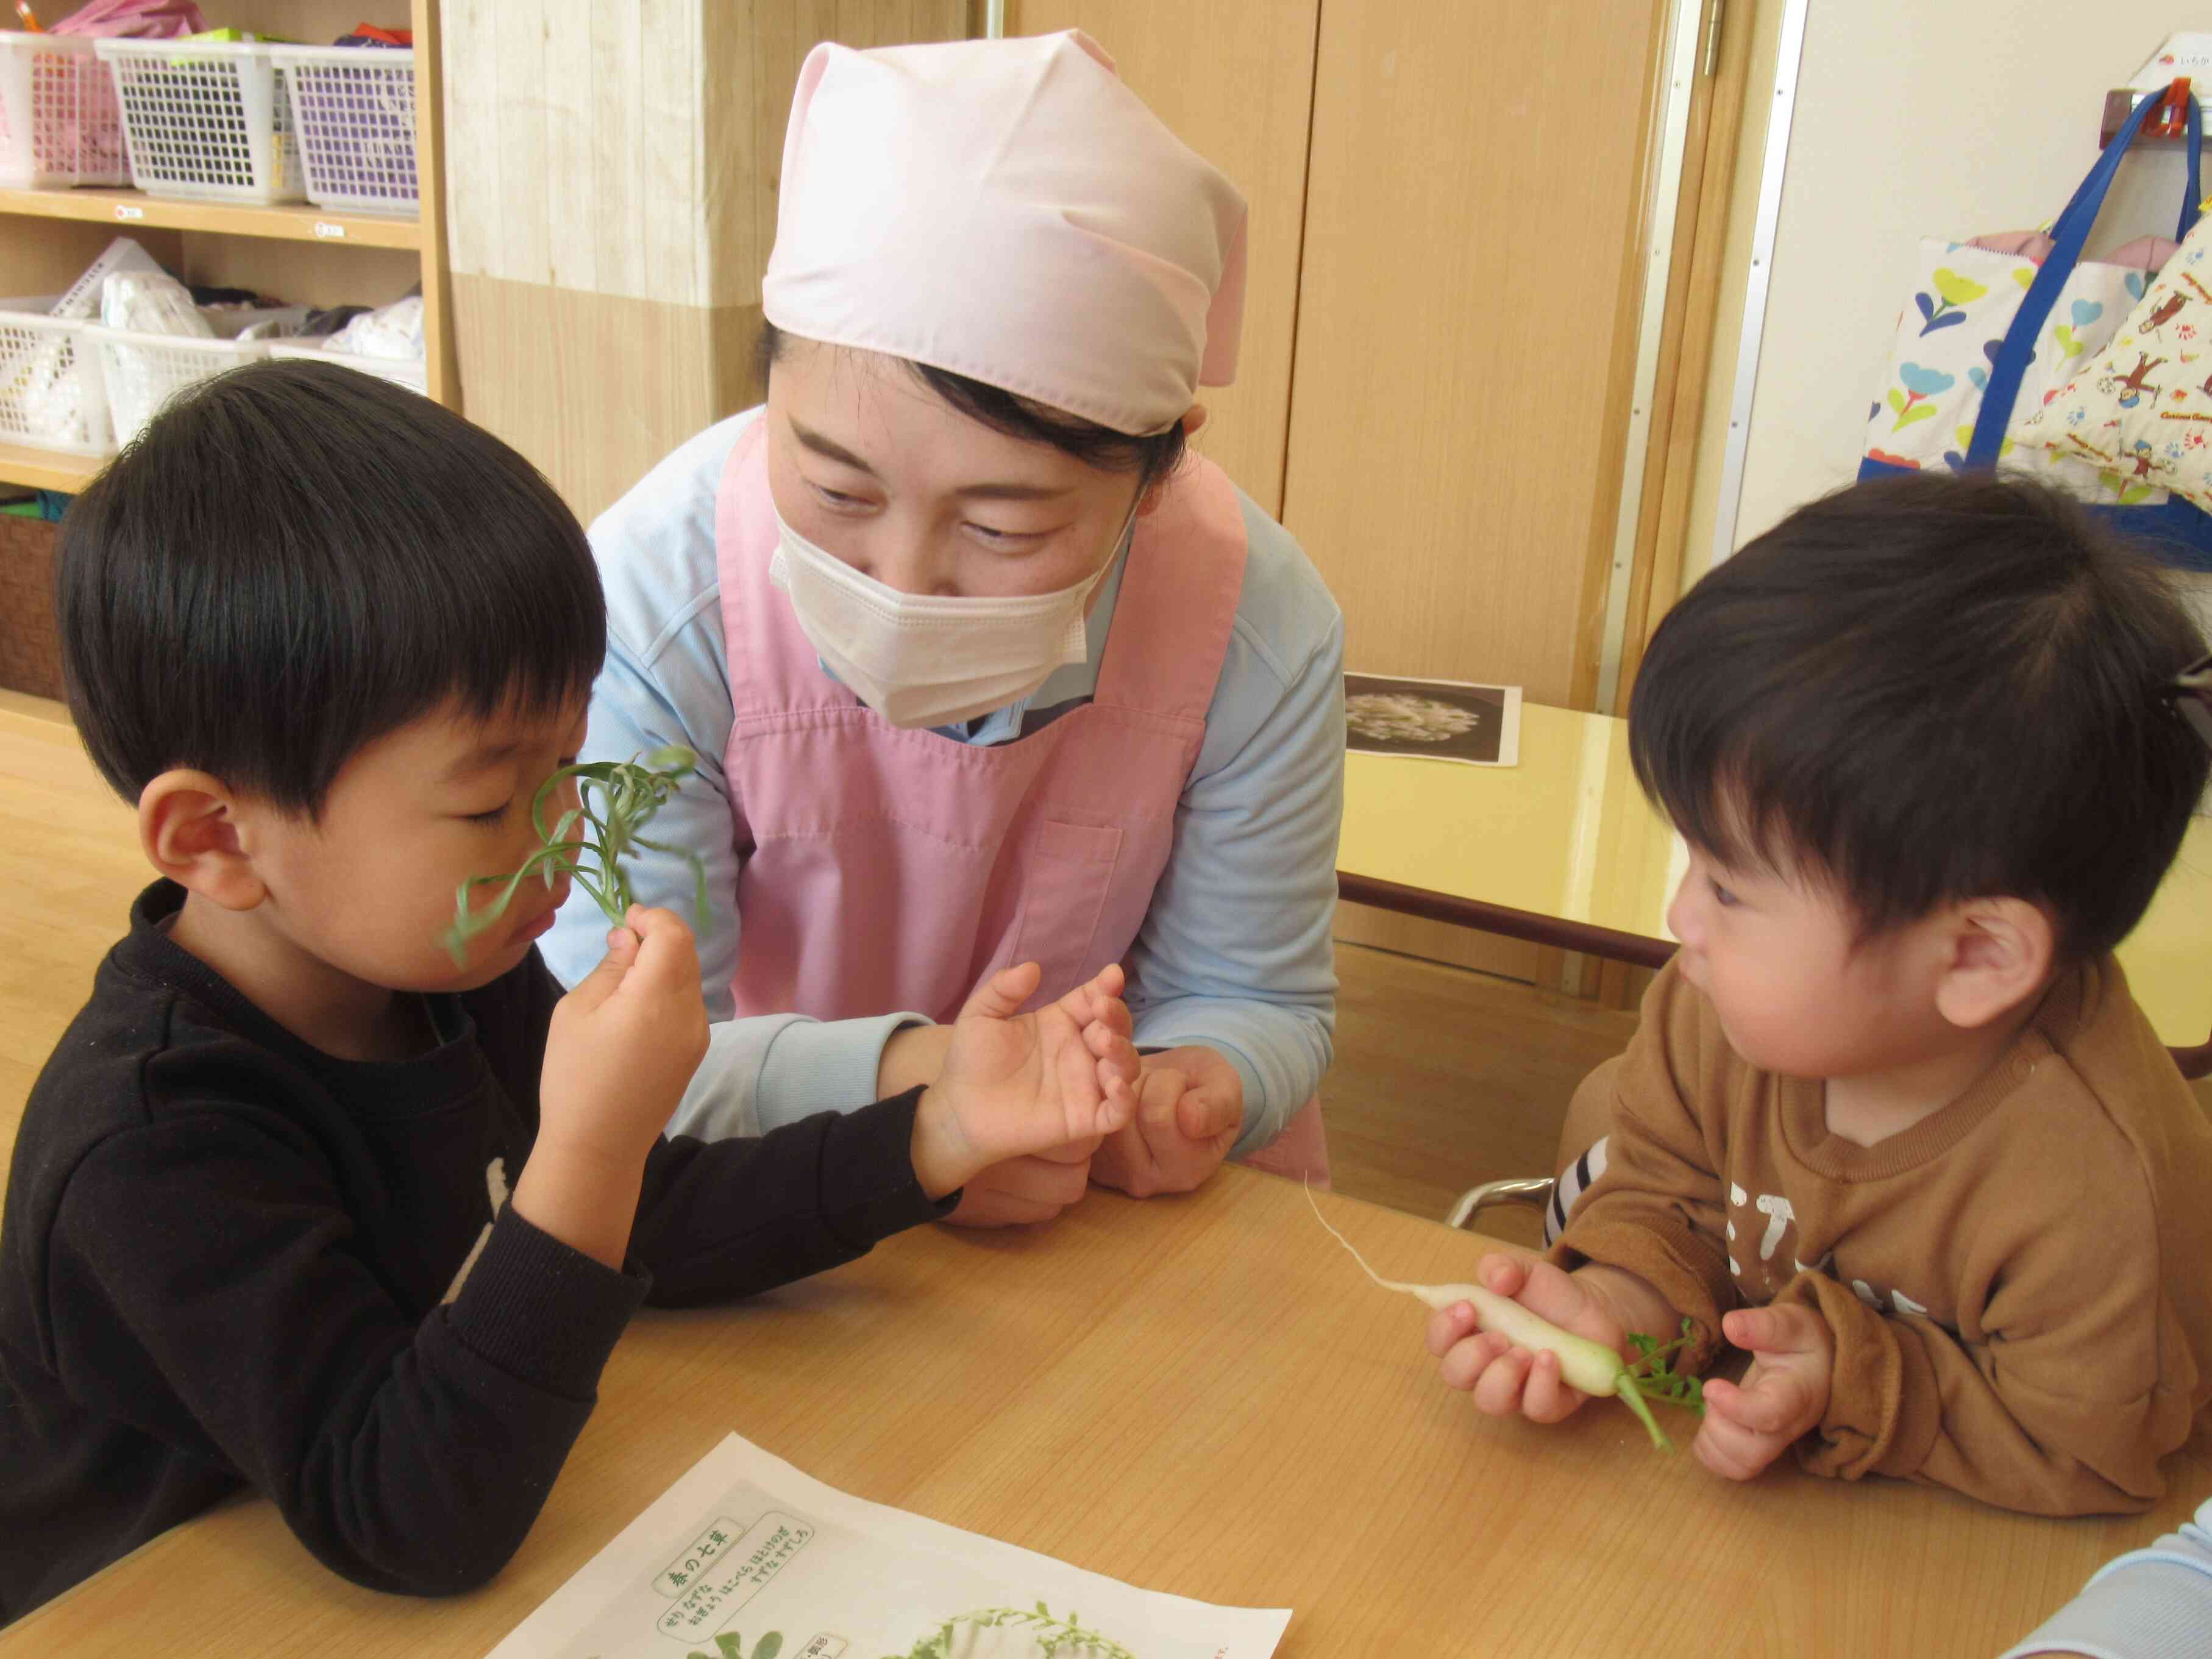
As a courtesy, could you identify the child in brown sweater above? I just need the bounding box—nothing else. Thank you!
[1428,472,2212,1516]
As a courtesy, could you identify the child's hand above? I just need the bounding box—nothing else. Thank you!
[517,908,709,1268]
[1693,1304,1833,1481]
[1427,1256,1629,1425]
[909,961,1140,1201]
[1089,1047,1244,1198]
[538,907,710,1167]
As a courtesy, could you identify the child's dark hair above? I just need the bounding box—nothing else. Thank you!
[754,320,1187,491]
[1630,471,2210,960]
[57,360,603,815]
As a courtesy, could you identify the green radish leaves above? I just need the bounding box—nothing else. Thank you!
[1613,1317,1707,1453]
[441,745,709,965]
[1625,1318,1707,1416]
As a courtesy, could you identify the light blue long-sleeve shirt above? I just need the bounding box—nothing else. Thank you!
[543,409,1345,1153]
[1999,1495,2212,1659]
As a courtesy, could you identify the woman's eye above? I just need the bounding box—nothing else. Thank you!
[966,521,1045,547]
[809,481,869,510]
[464,802,511,826]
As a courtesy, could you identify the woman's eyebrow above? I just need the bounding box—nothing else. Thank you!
[791,417,1073,503]
[790,419,879,477]
[954,480,1073,502]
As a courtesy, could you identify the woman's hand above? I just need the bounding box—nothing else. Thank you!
[944,1143,1098,1228]
[1089,1045,1243,1197]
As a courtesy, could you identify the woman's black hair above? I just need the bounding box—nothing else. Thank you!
[1628,469,2210,960]
[755,320,1187,491]
[57,359,605,816]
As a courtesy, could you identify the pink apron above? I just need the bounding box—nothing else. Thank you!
[713,418,1327,1183]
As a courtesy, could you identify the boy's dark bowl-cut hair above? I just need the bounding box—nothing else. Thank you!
[1629,470,2211,961]
[58,359,605,815]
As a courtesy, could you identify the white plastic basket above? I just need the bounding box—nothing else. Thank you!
[0,31,129,188]
[0,297,113,456]
[269,46,416,214]
[95,37,302,204]
[268,338,427,394]
[50,235,167,322]
[93,305,310,447]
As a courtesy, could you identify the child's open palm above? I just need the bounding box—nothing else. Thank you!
[909,961,1140,1198]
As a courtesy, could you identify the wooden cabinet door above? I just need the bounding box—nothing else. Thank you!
[1284,0,1669,709]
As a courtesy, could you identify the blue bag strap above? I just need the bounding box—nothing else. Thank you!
[1966,88,2204,469]
[2179,93,2204,241]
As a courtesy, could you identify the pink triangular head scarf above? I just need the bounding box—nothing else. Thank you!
[761,30,1248,437]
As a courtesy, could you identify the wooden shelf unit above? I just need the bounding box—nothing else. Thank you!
[0,444,99,494]
[0,0,455,496]
[0,187,424,250]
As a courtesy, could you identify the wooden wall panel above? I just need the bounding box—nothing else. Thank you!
[1282,0,1668,709]
[449,275,741,524]
[734,3,977,297]
[1006,1,1320,517]
[444,2,969,519]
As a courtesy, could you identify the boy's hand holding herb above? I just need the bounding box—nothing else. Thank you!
[514,906,711,1271]
[1692,1303,1833,1480]
[908,960,1141,1201]
[1428,1256,1680,1424]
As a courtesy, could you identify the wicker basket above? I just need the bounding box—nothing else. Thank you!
[0,512,63,703]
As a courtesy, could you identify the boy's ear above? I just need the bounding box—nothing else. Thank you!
[138,770,267,911]
[1932,897,2055,1031]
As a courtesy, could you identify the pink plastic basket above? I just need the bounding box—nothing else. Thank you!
[0,31,129,188]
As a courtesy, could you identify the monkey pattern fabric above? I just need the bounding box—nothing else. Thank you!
[2022,210,2212,514]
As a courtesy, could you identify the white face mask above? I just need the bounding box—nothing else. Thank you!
[769,504,1133,730]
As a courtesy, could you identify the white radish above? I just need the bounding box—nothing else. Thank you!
[1304,1184,1677,1450]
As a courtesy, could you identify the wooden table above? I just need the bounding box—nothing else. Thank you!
[8,1169,2203,1659]
[1337,701,2212,1068]
[1337,703,1679,968]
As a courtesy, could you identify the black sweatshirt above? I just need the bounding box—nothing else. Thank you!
[0,882,951,1623]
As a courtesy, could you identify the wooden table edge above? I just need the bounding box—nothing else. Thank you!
[1336,869,1679,969]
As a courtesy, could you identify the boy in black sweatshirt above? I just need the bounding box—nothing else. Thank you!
[0,361,1139,1622]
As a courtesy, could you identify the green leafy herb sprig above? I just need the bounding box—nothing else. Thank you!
[441,744,709,965]
[1614,1317,1706,1451]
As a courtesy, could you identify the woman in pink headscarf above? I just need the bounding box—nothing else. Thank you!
[545,32,1345,1224]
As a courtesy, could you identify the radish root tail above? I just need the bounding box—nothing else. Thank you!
[1303,1179,1428,1296]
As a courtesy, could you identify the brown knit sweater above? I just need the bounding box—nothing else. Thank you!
[1550,956,2212,1516]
